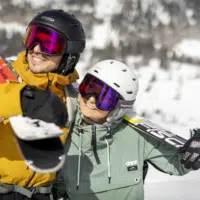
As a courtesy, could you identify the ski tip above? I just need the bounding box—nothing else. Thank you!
[9,115,64,141]
[25,154,66,173]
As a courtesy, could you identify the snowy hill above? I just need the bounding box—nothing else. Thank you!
[1,0,200,64]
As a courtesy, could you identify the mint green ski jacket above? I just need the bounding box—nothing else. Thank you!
[53,110,191,200]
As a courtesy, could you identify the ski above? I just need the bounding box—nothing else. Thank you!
[0,57,66,173]
[9,115,64,141]
[124,110,187,149]
[0,57,19,83]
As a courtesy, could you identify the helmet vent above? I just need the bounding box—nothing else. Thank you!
[122,69,127,72]
[127,91,133,94]
[110,61,113,64]
[132,78,136,81]
[94,70,99,73]
[114,83,120,88]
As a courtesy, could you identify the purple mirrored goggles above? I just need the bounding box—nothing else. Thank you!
[79,74,134,111]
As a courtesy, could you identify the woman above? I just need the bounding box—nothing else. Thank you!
[53,60,199,200]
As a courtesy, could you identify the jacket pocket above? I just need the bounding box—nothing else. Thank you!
[67,171,143,199]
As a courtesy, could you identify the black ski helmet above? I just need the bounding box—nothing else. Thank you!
[26,9,86,75]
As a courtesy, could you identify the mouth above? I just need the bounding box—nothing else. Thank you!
[31,55,45,65]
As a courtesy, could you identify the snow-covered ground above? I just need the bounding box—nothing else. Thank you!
[173,39,200,62]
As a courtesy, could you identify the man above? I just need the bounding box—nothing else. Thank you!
[0,9,86,200]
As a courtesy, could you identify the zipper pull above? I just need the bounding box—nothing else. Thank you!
[79,129,83,135]
[106,127,112,138]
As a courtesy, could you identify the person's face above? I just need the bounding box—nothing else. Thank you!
[27,44,63,73]
[80,95,110,124]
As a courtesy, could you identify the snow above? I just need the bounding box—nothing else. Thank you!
[135,60,200,132]
[91,22,120,49]
[94,0,123,17]
[0,22,26,39]
[186,9,197,26]
[173,39,200,60]
[11,0,50,8]
[154,5,171,26]
[92,23,111,49]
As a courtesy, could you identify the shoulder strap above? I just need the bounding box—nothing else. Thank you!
[64,84,78,124]
[0,182,52,198]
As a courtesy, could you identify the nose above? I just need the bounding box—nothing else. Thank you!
[32,44,42,53]
[88,96,96,104]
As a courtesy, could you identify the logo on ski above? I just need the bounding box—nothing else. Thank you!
[124,112,187,149]
[134,119,185,148]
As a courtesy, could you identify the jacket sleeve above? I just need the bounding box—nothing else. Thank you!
[59,127,70,144]
[0,83,26,118]
[144,134,191,176]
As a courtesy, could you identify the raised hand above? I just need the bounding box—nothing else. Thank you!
[180,128,200,170]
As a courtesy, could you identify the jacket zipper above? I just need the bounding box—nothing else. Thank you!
[25,170,36,187]
[91,125,100,164]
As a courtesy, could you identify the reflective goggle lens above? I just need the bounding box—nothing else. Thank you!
[79,74,120,111]
[23,25,66,55]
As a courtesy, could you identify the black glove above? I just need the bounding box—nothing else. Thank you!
[180,128,200,170]
[21,86,68,127]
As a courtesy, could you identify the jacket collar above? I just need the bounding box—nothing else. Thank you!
[11,51,79,100]
[72,109,125,149]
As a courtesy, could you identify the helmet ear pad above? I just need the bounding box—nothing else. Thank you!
[57,53,80,76]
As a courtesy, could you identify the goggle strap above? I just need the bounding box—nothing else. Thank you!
[66,41,85,54]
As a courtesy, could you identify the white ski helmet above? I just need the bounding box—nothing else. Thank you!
[87,59,139,124]
[88,59,139,103]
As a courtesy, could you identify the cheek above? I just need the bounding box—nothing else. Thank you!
[47,57,62,70]
[98,110,110,118]
[27,54,31,64]
[80,97,110,119]
[79,98,88,113]
[52,56,62,65]
[45,60,58,71]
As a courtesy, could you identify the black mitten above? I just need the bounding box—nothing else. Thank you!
[180,128,200,170]
[21,86,68,127]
